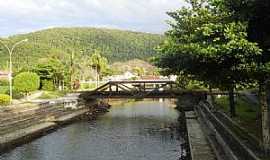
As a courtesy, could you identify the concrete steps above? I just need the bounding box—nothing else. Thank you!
[0,104,74,136]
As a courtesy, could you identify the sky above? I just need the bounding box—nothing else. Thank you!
[0,0,187,37]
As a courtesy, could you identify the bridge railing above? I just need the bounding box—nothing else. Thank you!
[93,80,177,92]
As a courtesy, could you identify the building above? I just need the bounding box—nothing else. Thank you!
[0,71,9,80]
[104,71,137,81]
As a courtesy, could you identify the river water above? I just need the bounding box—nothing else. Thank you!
[0,100,185,160]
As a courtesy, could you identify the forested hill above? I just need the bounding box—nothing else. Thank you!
[0,27,164,70]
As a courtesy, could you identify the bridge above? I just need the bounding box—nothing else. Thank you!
[78,80,207,99]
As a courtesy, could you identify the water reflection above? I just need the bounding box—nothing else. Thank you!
[0,100,183,160]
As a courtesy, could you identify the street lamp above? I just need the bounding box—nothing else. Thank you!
[0,39,28,104]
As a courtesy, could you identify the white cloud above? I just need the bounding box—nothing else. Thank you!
[0,0,187,36]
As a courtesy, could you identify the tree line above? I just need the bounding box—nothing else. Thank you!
[0,27,163,72]
[0,49,109,106]
[155,0,270,152]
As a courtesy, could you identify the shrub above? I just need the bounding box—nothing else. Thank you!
[5,88,24,99]
[0,86,9,94]
[0,79,9,86]
[42,80,55,91]
[0,79,9,94]
[14,72,40,95]
[0,94,10,105]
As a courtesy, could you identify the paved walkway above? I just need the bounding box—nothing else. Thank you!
[185,111,216,160]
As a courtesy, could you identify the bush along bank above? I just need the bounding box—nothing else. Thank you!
[0,98,110,154]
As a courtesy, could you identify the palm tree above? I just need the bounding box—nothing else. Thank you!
[89,50,108,88]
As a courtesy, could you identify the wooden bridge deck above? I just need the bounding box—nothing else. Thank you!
[79,90,206,99]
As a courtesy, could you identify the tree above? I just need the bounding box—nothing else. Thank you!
[156,0,260,116]
[48,57,66,90]
[0,28,163,71]
[89,50,109,87]
[34,64,55,83]
[34,58,66,91]
[14,72,40,96]
[212,0,270,153]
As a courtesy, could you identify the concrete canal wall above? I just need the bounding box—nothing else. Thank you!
[194,101,261,160]
[177,94,216,160]
[185,111,216,160]
[0,96,108,153]
[178,94,263,160]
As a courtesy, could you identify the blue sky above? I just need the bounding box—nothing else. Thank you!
[0,0,187,37]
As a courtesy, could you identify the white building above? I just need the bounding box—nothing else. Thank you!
[169,75,177,81]
[104,71,137,81]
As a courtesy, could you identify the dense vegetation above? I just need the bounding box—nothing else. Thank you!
[0,28,162,101]
[0,27,163,72]
[155,0,270,152]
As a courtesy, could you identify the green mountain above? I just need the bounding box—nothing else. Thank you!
[0,27,164,71]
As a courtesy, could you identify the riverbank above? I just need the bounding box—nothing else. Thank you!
[176,93,266,160]
[0,98,110,153]
[196,99,263,160]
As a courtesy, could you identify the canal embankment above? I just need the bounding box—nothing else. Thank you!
[185,110,216,160]
[176,94,216,160]
[178,93,264,160]
[0,95,109,153]
[196,100,262,160]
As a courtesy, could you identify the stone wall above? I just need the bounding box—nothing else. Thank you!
[0,98,94,153]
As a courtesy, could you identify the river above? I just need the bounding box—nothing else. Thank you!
[0,100,185,160]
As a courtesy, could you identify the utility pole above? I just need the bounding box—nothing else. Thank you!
[0,39,28,104]
[96,64,99,88]
[70,51,74,90]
